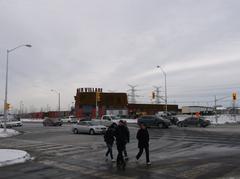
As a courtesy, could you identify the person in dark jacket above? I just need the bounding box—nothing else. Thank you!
[115,120,129,165]
[123,121,130,160]
[136,123,151,165]
[104,124,115,162]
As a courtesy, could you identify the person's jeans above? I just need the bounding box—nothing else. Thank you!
[106,143,113,159]
[136,146,150,163]
[117,143,125,164]
[123,144,128,157]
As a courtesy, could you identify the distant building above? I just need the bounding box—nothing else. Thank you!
[74,88,128,118]
[74,87,179,118]
[128,103,178,117]
[182,106,214,115]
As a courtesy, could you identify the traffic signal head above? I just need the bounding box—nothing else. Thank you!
[96,92,101,102]
[152,92,155,99]
[232,92,237,101]
[4,103,10,110]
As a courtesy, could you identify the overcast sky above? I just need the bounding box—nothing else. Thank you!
[0,0,240,112]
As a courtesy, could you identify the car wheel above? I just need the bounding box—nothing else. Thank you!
[73,128,78,134]
[158,123,163,128]
[89,129,95,135]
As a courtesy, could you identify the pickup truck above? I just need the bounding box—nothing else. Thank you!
[101,115,120,122]
[61,116,78,123]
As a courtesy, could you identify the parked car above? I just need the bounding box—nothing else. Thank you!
[156,112,179,125]
[0,115,23,128]
[137,115,171,128]
[177,117,211,127]
[61,116,78,123]
[43,118,63,126]
[72,121,107,135]
[0,120,23,128]
[92,119,113,127]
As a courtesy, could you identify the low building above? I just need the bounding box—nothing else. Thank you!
[74,87,178,118]
[182,106,214,115]
[128,103,178,117]
[74,88,128,118]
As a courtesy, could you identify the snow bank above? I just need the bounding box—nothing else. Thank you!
[21,119,43,122]
[0,129,19,138]
[177,115,240,124]
[0,149,31,167]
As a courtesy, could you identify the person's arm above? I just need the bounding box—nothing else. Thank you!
[136,129,141,140]
[146,130,149,142]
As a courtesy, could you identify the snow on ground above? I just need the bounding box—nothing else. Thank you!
[0,149,31,167]
[177,115,240,124]
[0,128,19,138]
[21,118,43,122]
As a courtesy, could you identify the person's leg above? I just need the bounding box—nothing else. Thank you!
[145,146,150,163]
[109,144,113,159]
[123,144,128,158]
[117,144,123,163]
[136,147,144,160]
[106,143,110,157]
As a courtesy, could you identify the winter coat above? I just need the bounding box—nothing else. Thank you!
[104,128,115,145]
[115,125,129,145]
[136,128,149,148]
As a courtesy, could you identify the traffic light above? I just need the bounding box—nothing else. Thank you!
[4,103,10,110]
[232,92,237,101]
[96,92,101,102]
[152,92,155,99]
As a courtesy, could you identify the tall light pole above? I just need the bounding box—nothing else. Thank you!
[3,44,32,132]
[157,66,168,113]
[51,89,61,118]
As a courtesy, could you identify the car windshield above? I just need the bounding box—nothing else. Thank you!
[111,116,119,120]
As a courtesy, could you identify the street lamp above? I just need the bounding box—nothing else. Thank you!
[157,66,168,113]
[3,44,32,132]
[51,89,61,118]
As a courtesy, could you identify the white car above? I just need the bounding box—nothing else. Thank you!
[0,120,23,128]
[72,121,107,135]
[61,116,78,123]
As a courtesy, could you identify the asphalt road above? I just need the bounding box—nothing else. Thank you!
[1,122,240,179]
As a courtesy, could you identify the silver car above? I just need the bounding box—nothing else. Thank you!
[72,121,107,135]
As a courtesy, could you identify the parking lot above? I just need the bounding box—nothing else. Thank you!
[1,122,240,179]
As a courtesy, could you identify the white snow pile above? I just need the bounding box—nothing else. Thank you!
[0,128,19,138]
[0,149,31,167]
[177,115,240,124]
[207,115,240,124]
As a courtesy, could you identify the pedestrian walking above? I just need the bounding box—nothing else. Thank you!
[136,123,151,165]
[104,124,116,162]
[123,121,130,160]
[115,120,129,169]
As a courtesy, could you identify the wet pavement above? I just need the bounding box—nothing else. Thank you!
[0,122,240,179]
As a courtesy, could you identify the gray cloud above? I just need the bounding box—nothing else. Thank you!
[0,0,240,112]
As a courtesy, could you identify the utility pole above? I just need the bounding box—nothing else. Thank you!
[153,86,162,104]
[157,66,168,113]
[128,85,138,104]
[214,95,229,124]
[51,89,61,118]
[214,95,217,124]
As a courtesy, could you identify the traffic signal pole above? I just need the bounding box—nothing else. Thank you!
[95,93,98,118]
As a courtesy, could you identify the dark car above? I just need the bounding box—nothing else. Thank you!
[156,113,179,125]
[43,118,63,126]
[137,115,170,128]
[177,117,211,128]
